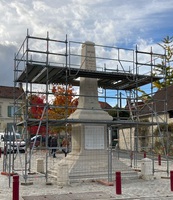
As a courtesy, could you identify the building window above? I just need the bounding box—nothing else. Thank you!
[8,106,21,117]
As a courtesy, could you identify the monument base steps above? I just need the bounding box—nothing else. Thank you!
[47,151,139,184]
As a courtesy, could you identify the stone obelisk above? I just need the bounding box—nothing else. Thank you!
[68,41,113,152]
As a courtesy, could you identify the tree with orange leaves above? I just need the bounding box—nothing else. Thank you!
[48,84,78,133]
[28,95,46,119]
[28,94,46,136]
[26,85,77,135]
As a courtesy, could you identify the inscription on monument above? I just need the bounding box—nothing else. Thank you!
[86,50,95,70]
[84,125,105,149]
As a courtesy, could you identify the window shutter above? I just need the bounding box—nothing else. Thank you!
[8,106,11,117]
[8,106,14,117]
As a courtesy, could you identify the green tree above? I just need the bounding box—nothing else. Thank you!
[153,36,173,89]
[137,36,173,99]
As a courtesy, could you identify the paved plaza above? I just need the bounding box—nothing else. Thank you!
[1,171,173,200]
[1,151,173,199]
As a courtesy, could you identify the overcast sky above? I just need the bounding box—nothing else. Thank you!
[0,0,173,87]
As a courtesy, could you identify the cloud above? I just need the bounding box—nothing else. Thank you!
[0,44,17,86]
[0,0,173,86]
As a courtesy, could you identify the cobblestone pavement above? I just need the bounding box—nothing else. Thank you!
[1,151,173,200]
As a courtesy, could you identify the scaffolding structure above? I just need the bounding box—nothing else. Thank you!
[10,31,169,184]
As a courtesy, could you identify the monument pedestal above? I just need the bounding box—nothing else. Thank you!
[56,123,109,184]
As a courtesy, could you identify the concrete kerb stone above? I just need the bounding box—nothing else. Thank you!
[36,159,44,173]
[56,163,69,186]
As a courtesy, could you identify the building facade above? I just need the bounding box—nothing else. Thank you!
[119,85,173,153]
[0,86,23,132]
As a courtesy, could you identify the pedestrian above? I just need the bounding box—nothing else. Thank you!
[50,135,57,158]
[61,137,69,157]
[48,135,52,156]
[48,135,52,147]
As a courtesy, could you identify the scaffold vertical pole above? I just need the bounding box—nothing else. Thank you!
[108,126,112,183]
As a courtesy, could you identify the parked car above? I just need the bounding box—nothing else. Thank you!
[30,135,46,148]
[0,132,25,153]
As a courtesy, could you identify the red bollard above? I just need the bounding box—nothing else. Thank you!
[158,154,161,166]
[115,171,122,195]
[170,171,173,191]
[13,175,19,200]
[144,152,146,158]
